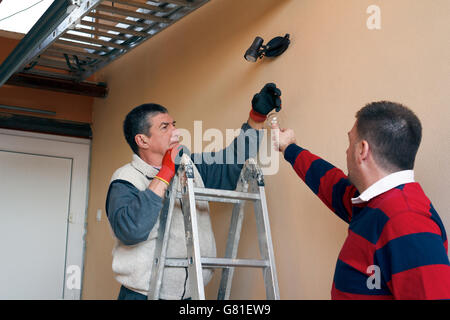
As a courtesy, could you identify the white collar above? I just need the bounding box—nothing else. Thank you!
[351,170,415,204]
[131,154,160,179]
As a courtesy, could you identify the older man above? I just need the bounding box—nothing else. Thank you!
[106,83,281,300]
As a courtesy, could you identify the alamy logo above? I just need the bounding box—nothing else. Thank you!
[176,121,280,175]
[367,5,382,30]
[66,265,81,290]
[366,265,381,290]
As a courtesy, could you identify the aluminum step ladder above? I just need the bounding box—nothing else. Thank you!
[148,156,279,300]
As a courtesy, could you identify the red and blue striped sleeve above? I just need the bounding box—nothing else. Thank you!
[375,211,450,299]
[284,143,358,223]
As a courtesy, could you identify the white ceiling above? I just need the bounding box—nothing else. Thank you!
[0,0,54,34]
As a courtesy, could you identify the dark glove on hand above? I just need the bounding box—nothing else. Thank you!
[250,83,282,122]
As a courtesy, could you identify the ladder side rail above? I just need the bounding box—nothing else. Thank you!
[180,160,206,300]
[217,158,256,299]
[147,175,179,300]
[217,199,246,299]
[252,180,280,300]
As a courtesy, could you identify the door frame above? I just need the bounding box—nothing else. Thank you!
[0,128,90,300]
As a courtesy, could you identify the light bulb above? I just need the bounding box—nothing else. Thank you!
[265,112,281,129]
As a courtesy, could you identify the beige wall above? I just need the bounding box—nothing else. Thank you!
[83,0,450,299]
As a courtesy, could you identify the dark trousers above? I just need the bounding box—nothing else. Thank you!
[117,285,192,300]
[118,285,147,300]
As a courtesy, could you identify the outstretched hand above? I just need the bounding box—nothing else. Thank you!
[250,83,282,122]
[272,125,296,153]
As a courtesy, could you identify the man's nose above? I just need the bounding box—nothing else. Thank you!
[171,128,181,141]
[172,127,180,135]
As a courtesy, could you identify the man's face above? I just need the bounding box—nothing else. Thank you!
[145,112,179,156]
[346,121,359,184]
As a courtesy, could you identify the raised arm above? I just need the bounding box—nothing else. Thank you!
[193,83,282,190]
[277,129,358,223]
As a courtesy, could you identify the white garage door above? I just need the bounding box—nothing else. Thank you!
[0,129,90,300]
[0,150,72,299]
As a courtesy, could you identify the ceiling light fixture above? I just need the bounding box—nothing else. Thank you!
[244,34,290,62]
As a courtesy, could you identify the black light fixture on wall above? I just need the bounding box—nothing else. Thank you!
[244,34,291,62]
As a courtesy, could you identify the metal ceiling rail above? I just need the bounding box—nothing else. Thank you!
[0,0,210,96]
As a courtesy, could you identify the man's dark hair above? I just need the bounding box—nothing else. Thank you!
[355,101,422,171]
[123,103,168,154]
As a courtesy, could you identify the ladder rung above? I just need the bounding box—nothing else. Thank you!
[163,0,196,7]
[60,33,126,50]
[165,258,269,269]
[48,45,106,60]
[176,193,251,204]
[87,12,151,29]
[188,188,260,202]
[80,21,149,38]
[108,0,171,13]
[96,4,171,23]
[56,39,112,53]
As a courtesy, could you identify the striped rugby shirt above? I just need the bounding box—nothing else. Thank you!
[284,143,450,299]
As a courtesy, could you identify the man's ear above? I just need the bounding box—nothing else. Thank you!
[360,140,370,161]
[135,134,150,150]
